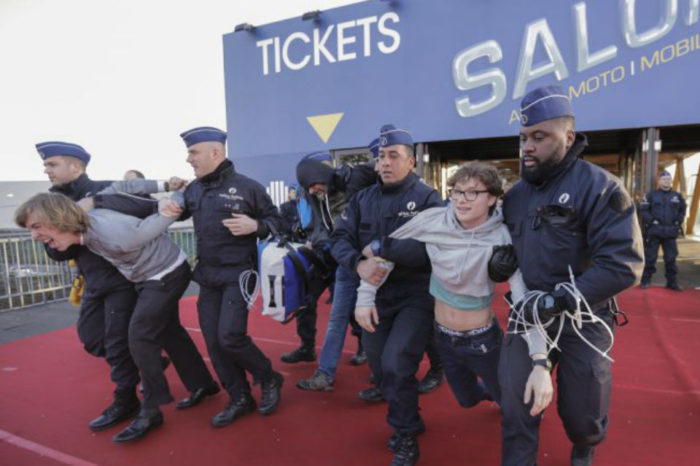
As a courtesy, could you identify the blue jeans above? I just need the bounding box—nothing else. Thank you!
[435,319,502,408]
[317,266,359,379]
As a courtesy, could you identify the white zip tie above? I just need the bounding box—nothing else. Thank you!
[239,269,260,309]
[507,266,615,362]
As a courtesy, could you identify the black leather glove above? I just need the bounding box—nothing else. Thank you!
[488,245,518,282]
[521,288,572,323]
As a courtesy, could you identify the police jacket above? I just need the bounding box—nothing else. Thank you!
[640,189,686,239]
[502,134,644,310]
[331,172,443,299]
[180,160,281,271]
[47,174,143,292]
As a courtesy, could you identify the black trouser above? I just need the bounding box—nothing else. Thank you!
[295,267,334,348]
[498,312,614,466]
[435,320,502,407]
[643,234,679,284]
[77,286,140,391]
[363,292,434,436]
[425,326,442,372]
[129,261,214,409]
[197,271,274,399]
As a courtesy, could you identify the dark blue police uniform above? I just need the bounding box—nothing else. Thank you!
[332,171,443,436]
[500,87,643,465]
[40,157,142,399]
[181,158,281,399]
[640,184,686,288]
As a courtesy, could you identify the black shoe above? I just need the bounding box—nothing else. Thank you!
[259,371,284,415]
[387,425,426,451]
[640,281,649,289]
[176,381,220,410]
[570,444,595,466]
[89,398,140,432]
[417,368,444,394]
[390,435,419,466]
[349,350,367,366]
[112,409,163,443]
[666,282,683,291]
[211,394,257,428]
[358,386,384,403]
[280,346,316,363]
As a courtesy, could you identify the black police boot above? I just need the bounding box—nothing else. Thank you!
[176,381,220,409]
[640,274,650,289]
[417,367,444,394]
[259,371,284,415]
[112,408,163,443]
[390,435,420,466]
[387,425,426,451]
[570,444,595,466]
[350,338,367,365]
[211,394,257,428]
[89,388,140,432]
[666,282,683,291]
[280,344,316,363]
[358,386,385,403]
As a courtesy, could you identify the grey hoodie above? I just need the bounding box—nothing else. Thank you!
[83,192,184,282]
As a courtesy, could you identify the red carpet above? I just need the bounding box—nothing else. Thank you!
[1,286,699,465]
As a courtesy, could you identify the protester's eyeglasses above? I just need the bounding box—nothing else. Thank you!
[449,189,489,201]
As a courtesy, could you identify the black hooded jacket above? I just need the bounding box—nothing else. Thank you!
[295,159,378,251]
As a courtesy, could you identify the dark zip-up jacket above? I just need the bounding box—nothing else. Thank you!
[46,174,146,292]
[503,133,644,310]
[180,160,281,275]
[639,189,686,239]
[331,172,443,299]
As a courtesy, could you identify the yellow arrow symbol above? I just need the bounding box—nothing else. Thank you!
[306,112,344,143]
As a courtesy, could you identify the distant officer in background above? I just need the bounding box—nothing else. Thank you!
[175,127,284,427]
[37,141,144,433]
[279,183,300,240]
[639,170,687,291]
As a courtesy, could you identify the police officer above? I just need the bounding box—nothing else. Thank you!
[279,183,300,240]
[280,151,377,363]
[500,86,644,466]
[640,170,686,290]
[176,127,284,427]
[332,125,443,466]
[36,141,145,432]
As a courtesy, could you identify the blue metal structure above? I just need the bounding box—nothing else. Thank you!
[223,0,700,185]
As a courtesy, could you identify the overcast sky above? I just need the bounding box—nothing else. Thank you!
[0,0,358,181]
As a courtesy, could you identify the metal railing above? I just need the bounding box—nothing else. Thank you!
[0,228,196,312]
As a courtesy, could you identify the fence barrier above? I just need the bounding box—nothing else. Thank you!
[0,228,196,312]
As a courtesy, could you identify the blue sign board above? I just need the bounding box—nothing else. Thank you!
[223,0,700,185]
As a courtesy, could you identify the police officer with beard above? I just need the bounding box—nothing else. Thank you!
[37,141,149,432]
[175,127,284,427]
[639,170,686,290]
[499,86,644,466]
[332,125,443,466]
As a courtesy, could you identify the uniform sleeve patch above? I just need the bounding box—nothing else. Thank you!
[610,190,633,213]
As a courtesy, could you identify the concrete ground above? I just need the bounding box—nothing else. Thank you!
[1,237,699,345]
[0,281,199,345]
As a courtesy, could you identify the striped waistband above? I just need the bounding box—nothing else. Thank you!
[435,320,494,338]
